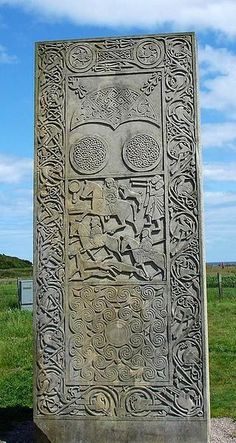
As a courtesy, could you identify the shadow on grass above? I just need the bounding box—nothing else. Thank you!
[0,406,33,442]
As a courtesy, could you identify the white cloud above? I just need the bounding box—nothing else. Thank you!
[200,45,236,76]
[0,44,17,63]
[202,122,236,149]
[200,45,236,113]
[0,184,32,258]
[1,0,236,35]
[0,155,32,184]
[204,191,236,206]
[204,162,236,181]
[205,163,236,182]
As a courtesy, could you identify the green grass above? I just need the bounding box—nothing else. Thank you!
[207,286,236,300]
[0,280,19,310]
[207,275,236,288]
[207,288,236,418]
[0,369,32,408]
[206,265,236,288]
[0,280,33,409]
[0,276,235,418]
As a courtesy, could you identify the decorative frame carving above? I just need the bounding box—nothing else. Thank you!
[34,34,208,421]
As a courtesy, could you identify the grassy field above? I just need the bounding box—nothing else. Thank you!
[206,264,236,276]
[207,287,236,418]
[0,267,235,418]
[0,277,33,409]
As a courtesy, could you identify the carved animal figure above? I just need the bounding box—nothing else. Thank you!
[70,217,122,261]
[68,247,145,281]
[79,180,136,232]
[68,247,118,281]
[119,183,142,211]
[121,228,166,279]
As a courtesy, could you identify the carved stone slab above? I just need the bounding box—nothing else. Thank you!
[34,33,210,443]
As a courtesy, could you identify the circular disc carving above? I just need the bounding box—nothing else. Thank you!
[85,388,116,416]
[123,134,160,172]
[136,40,162,66]
[105,320,130,347]
[67,43,94,72]
[70,136,108,174]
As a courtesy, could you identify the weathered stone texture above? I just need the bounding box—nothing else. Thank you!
[34,33,210,442]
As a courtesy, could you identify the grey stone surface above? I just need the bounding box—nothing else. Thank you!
[1,418,233,443]
[34,33,210,442]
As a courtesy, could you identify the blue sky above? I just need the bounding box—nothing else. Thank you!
[0,0,236,262]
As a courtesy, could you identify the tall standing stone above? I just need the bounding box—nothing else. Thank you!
[34,33,210,442]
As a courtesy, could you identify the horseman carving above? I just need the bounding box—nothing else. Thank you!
[68,176,166,282]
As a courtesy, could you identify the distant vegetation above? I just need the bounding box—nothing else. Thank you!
[0,254,32,270]
[0,254,32,278]
[0,268,33,279]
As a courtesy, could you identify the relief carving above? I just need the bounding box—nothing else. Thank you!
[35,43,66,415]
[68,176,166,282]
[70,136,108,174]
[67,43,95,72]
[66,38,164,73]
[123,134,161,172]
[70,86,158,131]
[35,35,206,422]
[136,40,163,66]
[141,72,162,96]
[94,38,136,72]
[166,35,204,419]
[68,285,169,385]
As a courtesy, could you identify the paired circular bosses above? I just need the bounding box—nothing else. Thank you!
[70,135,108,175]
[70,134,160,174]
[67,39,163,72]
[123,134,160,172]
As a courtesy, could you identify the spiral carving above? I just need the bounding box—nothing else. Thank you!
[69,285,169,386]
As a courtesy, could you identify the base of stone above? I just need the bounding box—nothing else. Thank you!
[34,417,210,443]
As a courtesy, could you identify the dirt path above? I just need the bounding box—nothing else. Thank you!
[211,418,236,443]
